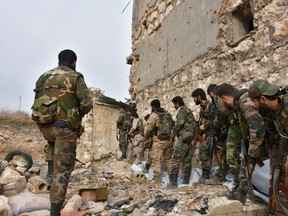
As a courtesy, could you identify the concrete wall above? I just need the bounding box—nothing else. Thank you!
[129,0,288,117]
[132,0,222,90]
[77,102,120,163]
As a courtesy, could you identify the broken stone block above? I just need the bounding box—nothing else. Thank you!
[62,195,82,212]
[28,166,40,176]
[0,195,13,216]
[8,191,50,216]
[208,197,243,215]
[1,166,21,179]
[18,210,50,216]
[27,176,50,194]
[0,175,27,197]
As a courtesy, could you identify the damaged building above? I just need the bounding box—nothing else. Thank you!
[128,0,288,116]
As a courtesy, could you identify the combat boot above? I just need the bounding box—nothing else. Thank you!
[50,202,63,216]
[227,186,247,204]
[182,170,191,184]
[198,169,210,184]
[46,160,53,185]
[168,173,178,189]
[143,163,151,173]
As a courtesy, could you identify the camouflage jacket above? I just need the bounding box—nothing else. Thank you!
[213,103,230,142]
[117,110,132,132]
[199,100,216,135]
[234,91,266,158]
[33,66,92,123]
[274,93,288,137]
[171,105,195,138]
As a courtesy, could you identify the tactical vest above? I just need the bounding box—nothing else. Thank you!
[154,109,174,140]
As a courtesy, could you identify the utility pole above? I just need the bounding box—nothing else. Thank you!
[19,95,22,111]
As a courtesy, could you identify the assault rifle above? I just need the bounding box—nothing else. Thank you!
[241,138,264,197]
[191,113,204,145]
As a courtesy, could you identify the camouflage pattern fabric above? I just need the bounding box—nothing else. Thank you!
[171,105,196,177]
[233,92,266,190]
[117,110,132,157]
[226,116,242,186]
[39,127,78,203]
[198,100,216,173]
[144,110,173,179]
[34,65,92,204]
[171,105,195,139]
[274,94,288,138]
[33,66,92,127]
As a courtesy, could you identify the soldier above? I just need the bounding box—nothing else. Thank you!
[216,83,267,204]
[191,88,216,183]
[127,111,144,164]
[248,80,287,213]
[116,105,133,161]
[31,49,92,216]
[207,84,230,183]
[142,99,174,185]
[169,96,196,187]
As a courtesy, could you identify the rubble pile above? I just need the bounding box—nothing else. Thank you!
[0,152,268,216]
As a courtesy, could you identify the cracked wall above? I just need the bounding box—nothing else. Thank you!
[129,0,288,116]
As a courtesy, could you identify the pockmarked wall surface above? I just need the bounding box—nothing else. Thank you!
[77,102,120,163]
[129,0,288,116]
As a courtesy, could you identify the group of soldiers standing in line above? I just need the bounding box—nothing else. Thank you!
[116,79,288,215]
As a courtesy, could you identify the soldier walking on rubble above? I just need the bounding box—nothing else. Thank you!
[191,88,216,183]
[216,83,268,204]
[142,99,174,186]
[31,49,92,216]
[169,96,196,188]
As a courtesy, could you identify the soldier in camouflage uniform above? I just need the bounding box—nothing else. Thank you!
[216,83,267,204]
[249,80,288,213]
[32,50,92,216]
[169,96,196,187]
[191,88,216,183]
[142,99,174,185]
[207,84,230,182]
[117,107,133,161]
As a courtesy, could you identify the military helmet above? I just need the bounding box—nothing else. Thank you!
[248,79,280,99]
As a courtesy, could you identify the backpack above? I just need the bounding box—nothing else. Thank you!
[155,111,174,140]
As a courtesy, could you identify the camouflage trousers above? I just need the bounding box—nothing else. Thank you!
[226,124,242,186]
[39,126,78,204]
[170,137,192,178]
[118,130,129,157]
[199,135,213,172]
[216,146,229,179]
[127,134,144,164]
[150,137,173,178]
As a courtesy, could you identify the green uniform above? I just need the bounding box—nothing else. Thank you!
[198,100,216,177]
[170,105,196,183]
[33,65,92,204]
[117,110,132,159]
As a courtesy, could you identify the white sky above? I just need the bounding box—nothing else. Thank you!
[0,0,133,112]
